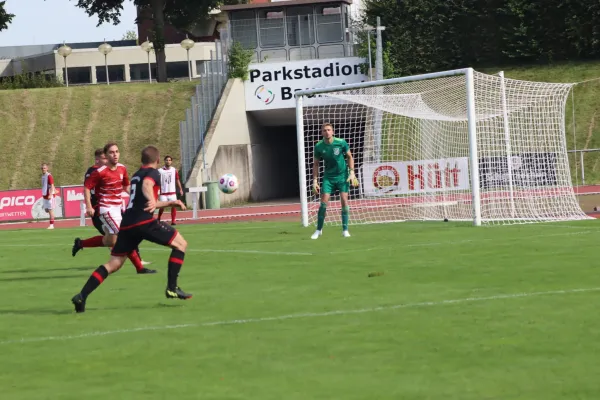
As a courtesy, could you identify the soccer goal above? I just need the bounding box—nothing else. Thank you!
[295,67,590,227]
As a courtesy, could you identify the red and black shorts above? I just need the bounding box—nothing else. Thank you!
[111,220,177,256]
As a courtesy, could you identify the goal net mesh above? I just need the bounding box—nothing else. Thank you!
[300,70,590,226]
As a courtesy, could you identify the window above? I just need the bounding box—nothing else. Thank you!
[130,63,157,81]
[65,67,91,84]
[166,62,190,79]
[230,11,258,49]
[259,9,285,48]
[316,5,343,44]
[96,65,124,83]
[286,6,314,46]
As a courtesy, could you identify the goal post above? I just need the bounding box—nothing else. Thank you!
[295,67,590,227]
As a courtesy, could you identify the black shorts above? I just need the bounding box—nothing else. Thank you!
[111,220,177,256]
[92,211,104,235]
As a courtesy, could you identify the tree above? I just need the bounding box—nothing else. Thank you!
[362,0,600,75]
[75,0,236,82]
[122,29,138,41]
[0,1,15,32]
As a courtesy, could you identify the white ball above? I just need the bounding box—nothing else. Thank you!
[218,173,239,194]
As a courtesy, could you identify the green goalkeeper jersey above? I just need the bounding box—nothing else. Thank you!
[314,137,350,179]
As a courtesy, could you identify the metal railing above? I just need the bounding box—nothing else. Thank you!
[179,31,229,182]
[568,148,600,186]
[226,14,355,62]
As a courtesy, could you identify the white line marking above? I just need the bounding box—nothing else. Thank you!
[0,230,592,256]
[1,287,598,346]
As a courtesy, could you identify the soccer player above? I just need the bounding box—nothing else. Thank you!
[72,149,153,271]
[71,145,191,313]
[71,142,154,274]
[41,163,56,230]
[311,123,359,239]
[157,155,183,225]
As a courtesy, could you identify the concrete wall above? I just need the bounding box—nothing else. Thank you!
[186,78,253,206]
[210,144,253,205]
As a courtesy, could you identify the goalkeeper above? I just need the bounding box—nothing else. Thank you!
[311,122,359,239]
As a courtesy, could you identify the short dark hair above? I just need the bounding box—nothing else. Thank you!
[164,155,172,161]
[141,146,160,165]
[103,142,118,154]
[322,122,333,130]
[94,148,104,158]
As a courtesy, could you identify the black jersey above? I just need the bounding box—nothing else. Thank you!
[84,165,100,208]
[121,166,161,229]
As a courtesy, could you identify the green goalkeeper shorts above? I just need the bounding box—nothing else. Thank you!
[322,176,349,195]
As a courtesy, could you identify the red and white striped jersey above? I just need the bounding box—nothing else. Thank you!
[159,166,179,195]
[84,163,130,208]
[41,172,54,199]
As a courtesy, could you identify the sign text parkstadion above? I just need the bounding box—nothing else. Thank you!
[244,57,367,111]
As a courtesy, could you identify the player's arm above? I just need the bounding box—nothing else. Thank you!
[312,151,320,194]
[122,170,130,194]
[345,145,359,187]
[83,172,97,216]
[175,170,184,196]
[49,175,56,197]
[143,176,185,213]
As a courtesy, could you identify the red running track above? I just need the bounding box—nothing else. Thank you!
[2,185,600,231]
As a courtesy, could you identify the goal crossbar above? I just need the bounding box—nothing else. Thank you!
[294,68,471,98]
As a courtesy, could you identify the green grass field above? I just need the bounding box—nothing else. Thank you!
[1,219,600,399]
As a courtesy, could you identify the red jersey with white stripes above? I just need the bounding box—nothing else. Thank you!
[84,163,129,209]
[159,166,179,195]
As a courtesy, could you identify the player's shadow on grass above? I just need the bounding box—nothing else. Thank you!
[0,303,183,316]
[0,274,90,282]
[1,266,94,274]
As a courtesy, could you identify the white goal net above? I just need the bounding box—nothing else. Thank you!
[295,68,590,226]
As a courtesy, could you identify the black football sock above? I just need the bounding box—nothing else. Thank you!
[80,265,109,300]
[167,250,185,290]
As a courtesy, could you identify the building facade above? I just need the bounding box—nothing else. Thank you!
[0,40,220,84]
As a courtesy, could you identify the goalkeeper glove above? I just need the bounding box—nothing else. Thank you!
[347,170,359,187]
[312,178,320,194]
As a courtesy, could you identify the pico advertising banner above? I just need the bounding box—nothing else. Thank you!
[0,186,131,222]
[0,188,64,222]
[361,157,471,196]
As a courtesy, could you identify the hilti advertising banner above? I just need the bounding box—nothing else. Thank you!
[361,157,471,196]
[0,188,64,222]
[62,185,130,218]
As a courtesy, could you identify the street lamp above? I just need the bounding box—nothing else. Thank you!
[140,37,153,83]
[98,39,113,85]
[180,34,195,81]
[57,42,72,87]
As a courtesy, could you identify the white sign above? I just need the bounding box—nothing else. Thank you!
[361,157,471,196]
[245,57,368,111]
